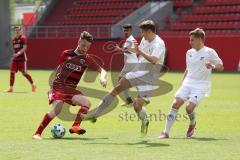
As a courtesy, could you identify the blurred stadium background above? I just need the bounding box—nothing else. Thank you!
[0,0,239,71]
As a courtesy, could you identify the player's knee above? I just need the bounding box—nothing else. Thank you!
[21,72,27,76]
[50,100,63,117]
[172,97,184,109]
[111,86,121,96]
[186,103,196,114]
[81,99,91,108]
[72,95,91,107]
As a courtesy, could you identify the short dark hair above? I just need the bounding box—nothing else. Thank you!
[139,20,156,32]
[13,26,22,30]
[189,28,205,40]
[80,31,93,42]
[122,24,132,29]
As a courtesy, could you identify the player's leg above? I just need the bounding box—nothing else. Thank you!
[133,96,149,137]
[4,61,17,92]
[186,102,197,138]
[118,76,133,106]
[33,100,64,140]
[69,95,91,135]
[185,90,205,138]
[83,77,132,119]
[20,61,36,92]
[159,86,190,139]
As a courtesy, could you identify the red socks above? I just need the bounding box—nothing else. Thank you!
[35,106,89,135]
[35,113,53,135]
[10,72,15,86]
[72,106,89,127]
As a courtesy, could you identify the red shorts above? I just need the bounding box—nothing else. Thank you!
[48,88,82,105]
[10,61,27,73]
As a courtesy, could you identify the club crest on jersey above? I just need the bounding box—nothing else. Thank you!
[200,57,205,60]
[149,48,153,53]
[79,59,85,65]
[66,63,82,72]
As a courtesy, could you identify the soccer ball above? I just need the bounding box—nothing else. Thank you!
[51,123,66,138]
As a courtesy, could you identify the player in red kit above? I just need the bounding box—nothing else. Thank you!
[32,31,107,140]
[4,26,36,92]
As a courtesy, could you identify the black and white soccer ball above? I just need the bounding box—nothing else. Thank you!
[51,123,66,138]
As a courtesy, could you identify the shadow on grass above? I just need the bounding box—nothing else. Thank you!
[172,137,228,141]
[2,91,29,94]
[85,140,170,148]
[44,137,109,141]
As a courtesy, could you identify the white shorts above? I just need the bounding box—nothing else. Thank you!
[125,71,152,100]
[119,63,137,78]
[175,85,206,106]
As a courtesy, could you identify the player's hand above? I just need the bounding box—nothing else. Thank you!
[114,45,123,52]
[13,52,20,58]
[205,62,215,69]
[100,78,107,88]
[126,40,140,55]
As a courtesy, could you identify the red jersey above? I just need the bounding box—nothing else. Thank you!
[12,35,27,62]
[52,49,102,90]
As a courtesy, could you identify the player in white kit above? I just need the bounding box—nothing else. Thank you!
[115,24,138,106]
[82,20,166,137]
[159,28,224,139]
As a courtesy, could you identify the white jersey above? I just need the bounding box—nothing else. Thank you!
[138,35,165,65]
[125,35,166,85]
[123,35,138,63]
[183,46,223,94]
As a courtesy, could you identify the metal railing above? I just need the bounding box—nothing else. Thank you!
[24,25,112,39]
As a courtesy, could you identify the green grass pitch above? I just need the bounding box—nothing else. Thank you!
[0,69,240,160]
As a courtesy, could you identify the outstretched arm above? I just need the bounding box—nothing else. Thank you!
[127,40,159,64]
[99,68,107,88]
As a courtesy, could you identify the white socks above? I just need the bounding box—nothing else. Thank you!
[188,111,196,125]
[137,107,148,122]
[95,93,115,116]
[164,108,178,134]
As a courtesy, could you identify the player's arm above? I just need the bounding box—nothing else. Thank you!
[205,63,224,71]
[13,44,27,57]
[13,37,27,58]
[205,50,224,71]
[127,40,159,64]
[114,44,124,52]
[139,50,158,64]
[99,68,107,88]
[88,55,107,88]
[115,43,131,54]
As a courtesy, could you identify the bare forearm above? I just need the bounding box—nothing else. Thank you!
[213,64,224,71]
[100,68,107,80]
[137,49,158,64]
[15,45,27,55]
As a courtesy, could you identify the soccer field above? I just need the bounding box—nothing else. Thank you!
[0,70,240,160]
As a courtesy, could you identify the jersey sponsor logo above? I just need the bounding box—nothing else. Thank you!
[200,57,205,60]
[66,63,82,72]
[14,44,21,48]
